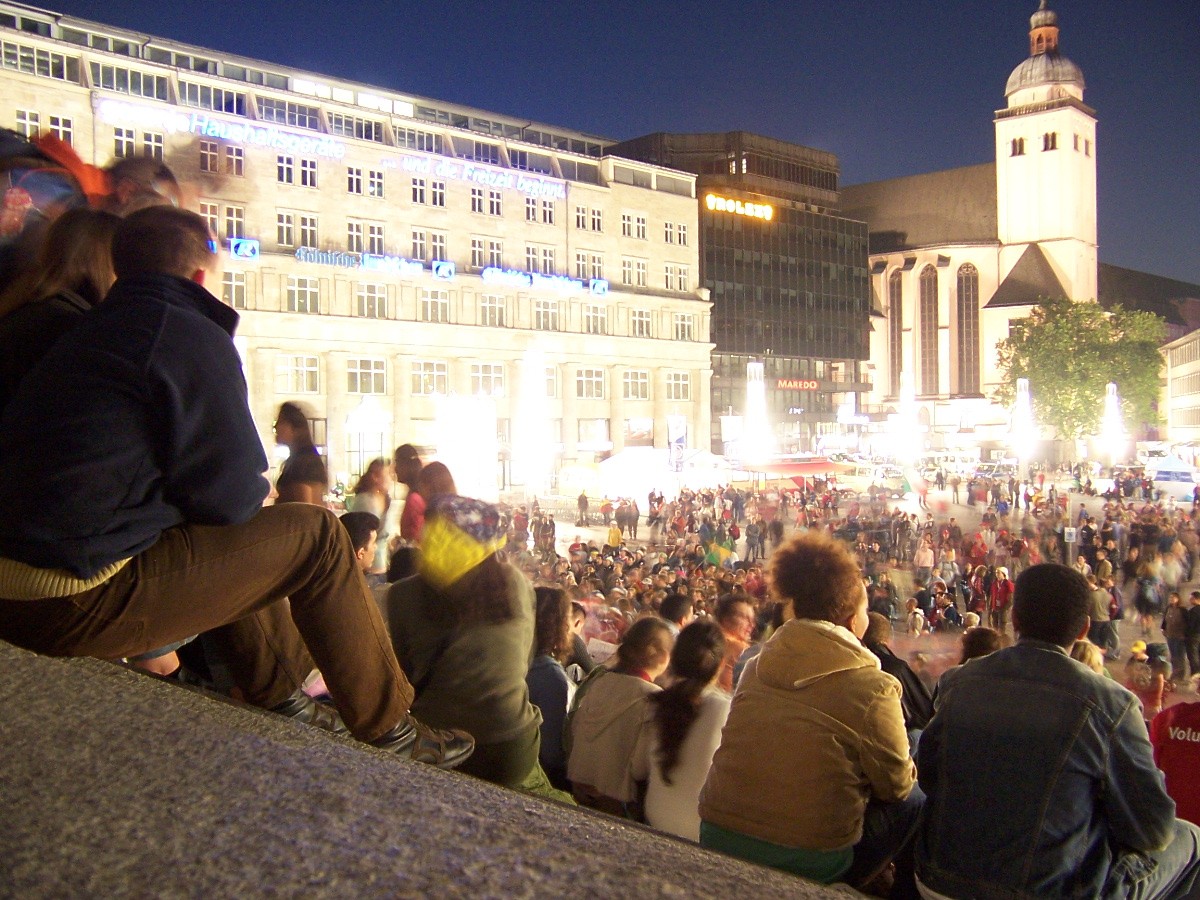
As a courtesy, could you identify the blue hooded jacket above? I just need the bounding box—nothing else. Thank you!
[0,273,268,578]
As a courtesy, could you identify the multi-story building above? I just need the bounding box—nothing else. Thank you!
[609,131,872,456]
[0,2,711,496]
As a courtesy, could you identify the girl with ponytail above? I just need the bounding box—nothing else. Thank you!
[643,620,730,841]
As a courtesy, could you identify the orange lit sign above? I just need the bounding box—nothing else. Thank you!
[778,379,819,390]
[705,193,774,221]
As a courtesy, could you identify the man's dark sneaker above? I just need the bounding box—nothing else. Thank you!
[269,688,348,735]
[371,714,474,769]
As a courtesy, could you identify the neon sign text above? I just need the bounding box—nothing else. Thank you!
[95,99,346,159]
[480,267,608,295]
[705,193,774,221]
[295,247,424,276]
[384,155,566,200]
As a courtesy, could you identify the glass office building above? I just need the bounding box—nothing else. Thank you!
[610,132,872,455]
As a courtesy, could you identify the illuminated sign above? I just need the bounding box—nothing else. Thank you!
[383,154,566,200]
[705,193,774,221]
[777,379,819,390]
[228,238,260,260]
[295,247,424,277]
[95,99,346,159]
[480,266,608,296]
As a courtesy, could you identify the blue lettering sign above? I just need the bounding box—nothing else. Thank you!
[391,154,565,199]
[228,238,260,260]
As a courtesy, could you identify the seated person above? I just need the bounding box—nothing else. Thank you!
[566,617,673,818]
[526,586,576,791]
[862,612,933,734]
[699,530,921,891]
[917,563,1200,899]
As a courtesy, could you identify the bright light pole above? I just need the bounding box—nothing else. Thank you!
[1100,381,1126,466]
[1010,377,1036,466]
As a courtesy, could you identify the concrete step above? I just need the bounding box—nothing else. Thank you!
[0,640,849,898]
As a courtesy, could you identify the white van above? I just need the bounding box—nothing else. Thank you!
[1145,458,1200,502]
[834,464,907,498]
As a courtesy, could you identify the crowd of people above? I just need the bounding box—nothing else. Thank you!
[4,133,1200,897]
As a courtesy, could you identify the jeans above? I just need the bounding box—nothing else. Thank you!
[843,786,926,888]
[0,504,413,742]
[1102,820,1200,900]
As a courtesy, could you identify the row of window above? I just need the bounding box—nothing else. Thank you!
[1009,131,1092,157]
[887,264,981,397]
[275,355,693,401]
[1172,371,1200,397]
[221,271,698,338]
[1169,341,1200,370]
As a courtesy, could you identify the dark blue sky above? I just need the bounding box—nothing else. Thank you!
[51,0,1200,284]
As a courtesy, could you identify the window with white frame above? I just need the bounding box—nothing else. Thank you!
[286,276,319,313]
[631,309,652,338]
[664,221,674,244]
[635,215,646,240]
[411,360,447,395]
[199,201,218,234]
[200,139,218,173]
[347,167,362,194]
[224,146,244,176]
[15,109,38,138]
[419,288,449,323]
[277,212,294,247]
[590,208,603,232]
[584,304,607,335]
[665,264,676,291]
[575,252,589,280]
[142,132,163,161]
[526,197,538,222]
[621,213,633,237]
[347,221,364,253]
[471,362,505,396]
[113,127,133,158]
[635,259,647,287]
[545,366,558,398]
[541,200,554,225]
[275,355,319,393]
[300,158,317,188]
[666,372,691,401]
[526,245,539,273]
[541,247,555,274]
[222,271,246,309]
[412,177,426,204]
[429,232,445,261]
[665,264,690,291]
[576,368,605,399]
[623,370,649,400]
[368,224,385,255]
[575,205,587,229]
[347,358,386,395]
[277,154,294,184]
[673,313,695,341]
[411,229,427,260]
[431,180,445,207]
[224,205,245,240]
[471,238,486,270]
[488,190,502,216]
[590,254,603,280]
[488,239,503,268]
[299,215,317,248]
[356,283,385,318]
[677,223,688,246]
[471,188,484,213]
[534,299,558,331]
[480,294,505,327]
[677,265,690,292]
[367,169,384,198]
[621,258,633,286]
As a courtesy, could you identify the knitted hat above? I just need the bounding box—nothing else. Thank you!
[418,495,505,589]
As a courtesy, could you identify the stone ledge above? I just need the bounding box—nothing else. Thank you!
[0,640,850,898]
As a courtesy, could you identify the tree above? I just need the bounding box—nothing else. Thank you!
[994,296,1165,443]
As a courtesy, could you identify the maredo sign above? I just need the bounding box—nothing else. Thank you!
[777,378,819,391]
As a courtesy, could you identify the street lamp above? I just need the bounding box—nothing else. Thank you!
[1100,382,1126,467]
[1009,377,1036,464]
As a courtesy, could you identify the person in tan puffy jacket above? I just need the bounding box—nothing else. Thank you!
[698,530,923,891]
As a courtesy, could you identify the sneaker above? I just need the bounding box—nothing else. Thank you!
[370,714,474,769]
[269,688,348,736]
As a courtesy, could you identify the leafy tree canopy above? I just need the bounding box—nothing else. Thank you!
[993,296,1165,442]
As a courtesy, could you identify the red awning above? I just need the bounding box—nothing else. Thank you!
[745,459,853,477]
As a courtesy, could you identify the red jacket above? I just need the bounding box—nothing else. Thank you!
[989,578,1014,611]
[1151,702,1200,825]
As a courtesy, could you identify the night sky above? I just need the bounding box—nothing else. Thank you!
[46,0,1200,285]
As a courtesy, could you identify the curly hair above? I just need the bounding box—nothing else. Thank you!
[648,620,724,786]
[767,529,864,624]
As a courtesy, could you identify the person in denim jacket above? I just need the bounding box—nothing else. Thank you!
[916,563,1200,900]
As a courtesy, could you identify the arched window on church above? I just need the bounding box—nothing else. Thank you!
[1043,132,1057,151]
[1011,137,1025,156]
[956,264,980,395]
[919,266,939,395]
[888,270,903,396]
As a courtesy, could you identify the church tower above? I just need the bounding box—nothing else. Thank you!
[994,1,1098,301]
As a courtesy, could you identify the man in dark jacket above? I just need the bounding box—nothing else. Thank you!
[862,612,933,733]
[0,206,471,768]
